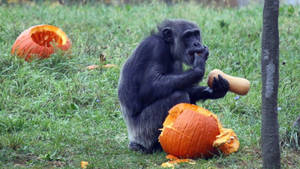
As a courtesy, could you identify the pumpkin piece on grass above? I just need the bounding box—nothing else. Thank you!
[103,64,117,68]
[213,128,240,155]
[86,64,118,70]
[161,155,195,168]
[11,25,71,61]
[159,103,239,163]
[86,65,100,70]
[80,161,89,169]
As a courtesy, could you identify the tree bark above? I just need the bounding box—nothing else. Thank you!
[261,0,281,169]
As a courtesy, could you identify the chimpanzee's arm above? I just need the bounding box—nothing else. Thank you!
[139,66,204,104]
[152,66,204,90]
[138,39,206,103]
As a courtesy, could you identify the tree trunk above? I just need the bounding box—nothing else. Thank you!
[261,0,281,169]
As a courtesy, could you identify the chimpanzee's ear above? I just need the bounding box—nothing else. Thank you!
[162,27,173,43]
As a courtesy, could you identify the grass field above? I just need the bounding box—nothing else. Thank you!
[0,2,299,168]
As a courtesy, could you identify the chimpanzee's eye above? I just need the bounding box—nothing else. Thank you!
[183,31,193,39]
[193,30,200,40]
[194,30,200,37]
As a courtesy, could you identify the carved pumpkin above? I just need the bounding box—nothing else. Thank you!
[11,25,71,61]
[159,103,239,159]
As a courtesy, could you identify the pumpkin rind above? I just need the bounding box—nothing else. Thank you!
[161,110,219,158]
[159,104,221,158]
[159,103,240,159]
[11,25,71,61]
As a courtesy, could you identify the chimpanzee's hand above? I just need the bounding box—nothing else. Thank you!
[192,56,205,79]
[200,45,209,61]
[211,75,229,99]
[192,46,209,77]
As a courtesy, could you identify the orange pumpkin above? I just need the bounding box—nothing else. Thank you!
[11,25,71,61]
[159,103,239,159]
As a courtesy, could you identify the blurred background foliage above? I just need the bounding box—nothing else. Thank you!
[0,0,261,7]
[1,0,299,7]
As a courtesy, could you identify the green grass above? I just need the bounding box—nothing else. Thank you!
[0,2,300,168]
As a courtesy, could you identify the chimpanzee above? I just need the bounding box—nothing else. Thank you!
[118,19,229,153]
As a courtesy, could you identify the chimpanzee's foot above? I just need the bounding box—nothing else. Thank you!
[129,142,152,154]
[152,142,163,153]
[129,141,163,154]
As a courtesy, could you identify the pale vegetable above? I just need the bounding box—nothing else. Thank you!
[207,69,250,95]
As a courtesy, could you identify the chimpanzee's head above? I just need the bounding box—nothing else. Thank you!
[158,19,209,65]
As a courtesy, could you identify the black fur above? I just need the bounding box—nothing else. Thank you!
[118,19,229,153]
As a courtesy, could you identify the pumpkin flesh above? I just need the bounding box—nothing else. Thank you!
[11,25,71,61]
[213,128,240,155]
[30,25,68,46]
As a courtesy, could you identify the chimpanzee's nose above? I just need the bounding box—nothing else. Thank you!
[193,42,201,47]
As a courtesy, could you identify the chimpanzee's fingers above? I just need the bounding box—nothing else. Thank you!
[212,77,220,89]
[193,54,206,71]
[202,46,209,61]
[218,75,229,90]
[193,53,201,68]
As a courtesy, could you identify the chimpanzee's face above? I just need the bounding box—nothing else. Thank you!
[162,21,208,66]
[179,28,205,65]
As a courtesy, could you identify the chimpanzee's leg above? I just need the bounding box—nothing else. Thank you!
[124,91,190,153]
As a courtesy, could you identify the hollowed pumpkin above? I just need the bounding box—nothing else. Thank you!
[159,103,239,159]
[11,25,71,61]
